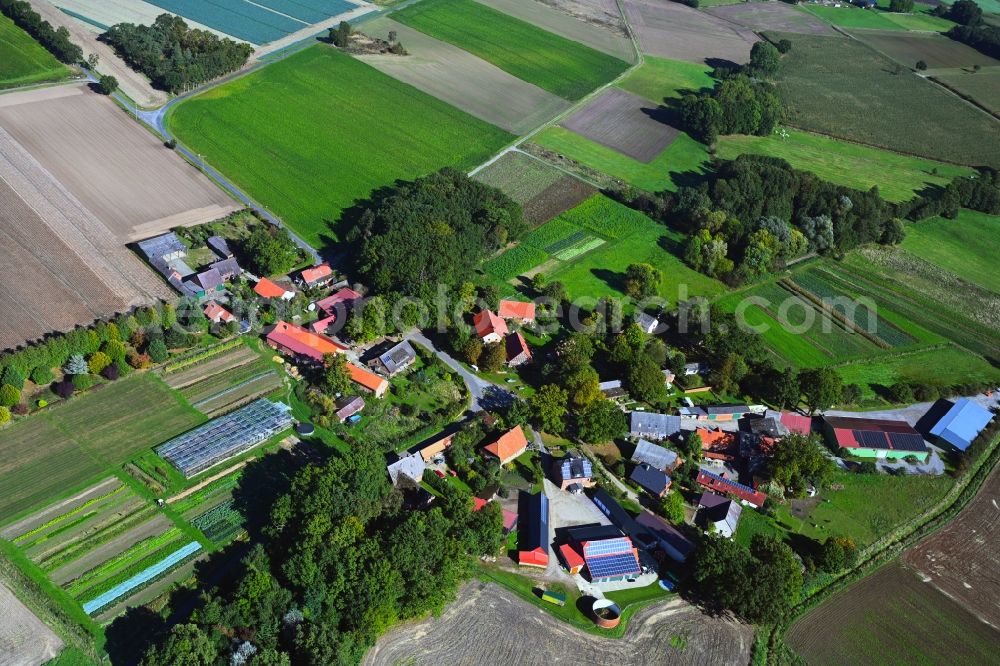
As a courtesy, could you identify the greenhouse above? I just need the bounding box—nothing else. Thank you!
[156,399,293,477]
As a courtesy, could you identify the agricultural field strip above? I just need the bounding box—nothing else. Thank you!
[621,0,758,65]
[197,375,285,417]
[0,14,69,88]
[0,477,120,540]
[164,345,260,388]
[192,500,245,544]
[178,359,276,403]
[81,540,203,615]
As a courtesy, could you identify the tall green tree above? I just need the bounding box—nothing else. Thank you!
[799,367,843,414]
[530,384,568,434]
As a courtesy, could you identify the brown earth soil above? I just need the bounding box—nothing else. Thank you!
[536,0,626,34]
[0,582,63,666]
[522,173,597,225]
[903,460,1000,629]
[622,0,758,65]
[363,582,753,665]
[705,2,837,35]
[0,84,239,242]
[561,87,679,162]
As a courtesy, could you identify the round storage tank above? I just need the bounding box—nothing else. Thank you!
[591,599,621,629]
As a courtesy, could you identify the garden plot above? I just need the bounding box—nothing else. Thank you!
[0,583,63,666]
[475,0,635,62]
[1,478,202,618]
[849,30,1000,70]
[473,151,595,225]
[704,2,836,35]
[787,561,1000,665]
[356,18,571,134]
[172,469,246,545]
[622,0,757,64]
[561,88,679,162]
[0,85,239,241]
[163,344,260,389]
[172,352,282,417]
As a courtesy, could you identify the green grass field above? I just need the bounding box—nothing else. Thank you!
[804,5,905,30]
[168,45,513,248]
[771,32,1000,167]
[716,129,973,203]
[616,56,715,103]
[0,375,204,523]
[533,126,709,192]
[835,346,1000,397]
[0,15,70,89]
[900,210,1000,293]
[391,0,629,100]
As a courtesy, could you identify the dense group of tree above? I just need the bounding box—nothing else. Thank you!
[243,225,302,277]
[946,23,1000,59]
[103,14,253,93]
[0,0,81,63]
[349,169,525,299]
[138,447,501,665]
[934,0,983,25]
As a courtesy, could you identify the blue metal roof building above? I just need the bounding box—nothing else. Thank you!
[929,399,994,451]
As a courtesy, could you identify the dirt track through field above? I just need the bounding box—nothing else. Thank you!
[0,582,63,666]
[904,460,1000,629]
[561,87,678,162]
[0,126,174,350]
[0,84,239,241]
[364,583,752,665]
[622,0,757,65]
[356,18,572,134]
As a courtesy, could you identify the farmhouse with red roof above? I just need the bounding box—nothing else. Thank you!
[203,301,235,324]
[498,299,536,322]
[473,309,508,344]
[254,277,294,300]
[482,426,528,464]
[299,263,334,288]
[696,469,767,508]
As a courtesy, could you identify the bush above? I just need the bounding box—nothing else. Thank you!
[0,406,9,425]
[88,351,112,375]
[915,60,928,70]
[97,74,118,95]
[0,384,20,408]
[102,363,120,381]
[71,374,92,392]
[147,339,169,363]
[30,366,54,385]
[53,380,74,399]
[1,366,25,390]
[165,138,177,149]
[776,39,793,54]
[36,399,48,409]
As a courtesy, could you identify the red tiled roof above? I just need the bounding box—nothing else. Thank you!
[310,315,336,334]
[203,301,234,323]
[317,288,362,315]
[266,321,346,363]
[498,299,536,321]
[698,428,737,461]
[696,470,766,508]
[347,363,388,394]
[473,497,489,511]
[559,543,585,570]
[483,426,528,463]
[301,263,332,284]
[474,309,508,339]
[255,277,290,299]
[502,508,518,531]
[781,412,813,436]
[519,547,548,567]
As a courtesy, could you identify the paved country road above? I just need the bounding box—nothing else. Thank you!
[405,330,510,412]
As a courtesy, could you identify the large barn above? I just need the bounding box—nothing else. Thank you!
[822,416,930,463]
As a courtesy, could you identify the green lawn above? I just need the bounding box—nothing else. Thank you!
[769,469,953,547]
[533,126,710,192]
[391,0,629,100]
[803,6,906,30]
[168,45,513,248]
[835,346,1000,397]
[900,210,1000,293]
[715,129,973,203]
[881,11,955,31]
[0,375,204,524]
[616,56,715,103]
[0,15,70,89]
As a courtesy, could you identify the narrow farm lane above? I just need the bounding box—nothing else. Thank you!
[404,330,510,412]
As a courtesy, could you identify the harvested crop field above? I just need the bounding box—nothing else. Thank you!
[473,151,596,224]
[0,582,63,666]
[935,69,1000,116]
[561,88,678,162]
[622,0,757,64]
[849,30,1000,70]
[0,127,175,352]
[771,32,1000,167]
[787,561,1000,665]
[705,2,836,35]
[904,460,1000,629]
[364,583,752,666]
[168,45,513,247]
[0,85,239,241]
[356,18,571,134]
[391,0,630,100]
[476,0,635,62]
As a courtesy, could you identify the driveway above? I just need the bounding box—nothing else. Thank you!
[404,330,510,412]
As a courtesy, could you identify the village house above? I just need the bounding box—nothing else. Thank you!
[928,398,994,452]
[316,287,363,318]
[254,277,295,301]
[554,450,593,491]
[822,416,930,462]
[413,429,457,462]
[629,462,671,497]
[633,511,695,563]
[203,301,235,324]
[473,309,508,344]
[334,396,365,423]
[481,425,528,465]
[635,312,660,334]
[629,411,681,440]
[696,469,767,508]
[387,451,425,489]
[696,493,742,538]
[498,299,536,323]
[266,321,387,397]
[299,263,334,289]
[518,491,549,568]
[505,331,532,367]
[561,524,641,583]
[631,438,680,471]
[473,496,518,535]
[599,379,626,399]
[207,235,233,259]
[698,427,739,462]
[681,403,750,422]
[366,339,417,377]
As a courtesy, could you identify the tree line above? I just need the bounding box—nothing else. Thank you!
[103,14,253,94]
[0,0,82,63]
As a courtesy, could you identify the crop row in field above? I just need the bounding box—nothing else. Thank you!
[178,358,273,403]
[168,45,513,248]
[0,14,70,89]
[473,152,565,206]
[192,500,245,544]
[195,373,284,417]
[81,541,202,615]
[391,0,629,100]
[0,375,204,523]
[483,245,550,281]
[771,32,1000,167]
[162,339,253,379]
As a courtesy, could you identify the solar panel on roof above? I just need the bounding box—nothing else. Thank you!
[586,552,640,579]
[853,430,888,449]
[888,432,927,452]
[583,538,631,558]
